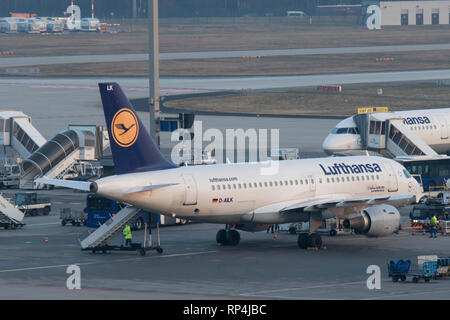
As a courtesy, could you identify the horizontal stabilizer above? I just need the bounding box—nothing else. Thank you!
[124,183,178,194]
[35,178,92,192]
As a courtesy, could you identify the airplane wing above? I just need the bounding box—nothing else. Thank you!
[279,194,417,214]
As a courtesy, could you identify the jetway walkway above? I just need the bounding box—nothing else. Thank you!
[0,193,25,229]
[79,206,143,250]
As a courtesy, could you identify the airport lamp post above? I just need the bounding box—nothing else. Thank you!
[148,0,160,147]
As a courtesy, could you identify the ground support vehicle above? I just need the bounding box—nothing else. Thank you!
[60,208,87,226]
[15,192,51,216]
[388,260,438,283]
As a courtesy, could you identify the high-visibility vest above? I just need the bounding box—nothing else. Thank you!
[123,225,132,239]
[431,216,437,226]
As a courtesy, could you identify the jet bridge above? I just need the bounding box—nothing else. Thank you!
[354,109,438,158]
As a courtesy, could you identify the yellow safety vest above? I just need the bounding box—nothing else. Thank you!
[431,216,437,225]
[123,225,132,239]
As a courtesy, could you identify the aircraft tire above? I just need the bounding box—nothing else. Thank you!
[297,233,309,249]
[227,230,240,246]
[216,229,227,244]
[308,233,322,249]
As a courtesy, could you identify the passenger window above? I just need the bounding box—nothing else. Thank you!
[361,176,365,181]
[290,180,293,185]
[243,183,247,188]
[351,176,355,181]
[269,182,273,187]
[217,185,221,190]
[254,183,257,188]
[233,184,237,189]
[274,181,278,186]
[331,178,335,183]
[336,177,340,182]
[356,176,360,181]
[319,178,322,184]
[259,182,263,187]
[327,178,330,183]
[264,182,268,187]
[305,179,309,184]
[228,184,231,189]
[212,185,215,191]
[238,184,242,189]
[223,184,226,190]
[311,179,314,184]
[346,177,350,182]
[295,180,298,185]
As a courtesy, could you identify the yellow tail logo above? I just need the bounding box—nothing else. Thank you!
[111,108,139,147]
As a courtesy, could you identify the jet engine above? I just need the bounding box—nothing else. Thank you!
[343,204,400,237]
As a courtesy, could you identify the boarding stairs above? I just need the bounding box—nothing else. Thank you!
[79,206,142,249]
[10,118,46,159]
[387,119,438,157]
[0,193,25,228]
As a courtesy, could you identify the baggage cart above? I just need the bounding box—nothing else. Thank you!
[60,208,87,226]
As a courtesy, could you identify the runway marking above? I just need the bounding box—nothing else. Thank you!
[240,280,366,296]
[25,222,60,227]
[0,250,217,274]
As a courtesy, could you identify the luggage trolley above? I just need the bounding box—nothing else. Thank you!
[387,259,438,283]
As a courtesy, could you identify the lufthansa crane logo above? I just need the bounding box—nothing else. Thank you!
[111,108,139,147]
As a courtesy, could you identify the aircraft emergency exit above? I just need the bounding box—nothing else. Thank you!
[323,108,450,157]
[37,83,423,249]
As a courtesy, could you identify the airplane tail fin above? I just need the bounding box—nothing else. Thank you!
[99,83,176,175]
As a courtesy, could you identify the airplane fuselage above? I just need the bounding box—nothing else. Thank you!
[94,156,421,225]
[323,108,450,155]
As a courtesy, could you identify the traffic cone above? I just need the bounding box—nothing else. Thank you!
[273,233,278,240]
[44,236,48,244]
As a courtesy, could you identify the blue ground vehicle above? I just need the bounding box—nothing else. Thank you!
[84,194,147,230]
[388,259,437,283]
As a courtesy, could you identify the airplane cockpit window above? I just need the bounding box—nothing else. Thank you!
[332,127,359,134]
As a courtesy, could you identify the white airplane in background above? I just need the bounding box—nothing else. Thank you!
[323,108,450,155]
[37,83,423,249]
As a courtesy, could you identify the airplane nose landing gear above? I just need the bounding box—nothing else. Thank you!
[216,225,240,246]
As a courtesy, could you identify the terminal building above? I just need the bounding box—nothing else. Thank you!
[362,0,450,26]
[380,0,450,25]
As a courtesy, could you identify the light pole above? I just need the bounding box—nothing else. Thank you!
[148,0,160,146]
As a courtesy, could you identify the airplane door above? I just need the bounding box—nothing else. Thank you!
[182,174,197,205]
[439,117,449,140]
[308,175,316,193]
[386,164,398,192]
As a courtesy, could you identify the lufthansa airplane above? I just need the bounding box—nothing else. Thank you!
[323,108,450,155]
[37,83,423,249]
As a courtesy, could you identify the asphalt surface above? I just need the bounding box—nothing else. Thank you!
[0,189,449,300]
[3,68,450,92]
[2,43,450,68]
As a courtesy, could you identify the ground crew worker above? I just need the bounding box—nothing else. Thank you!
[123,224,132,246]
[430,215,438,238]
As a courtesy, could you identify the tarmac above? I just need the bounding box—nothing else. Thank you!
[0,189,449,300]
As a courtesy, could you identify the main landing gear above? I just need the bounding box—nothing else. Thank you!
[297,233,322,249]
[216,225,240,246]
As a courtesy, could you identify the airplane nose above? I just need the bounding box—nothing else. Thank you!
[322,135,335,155]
